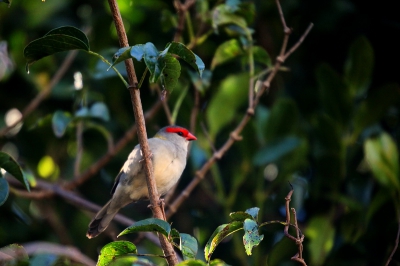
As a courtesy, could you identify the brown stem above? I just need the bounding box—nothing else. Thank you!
[106,0,178,264]
[173,0,196,42]
[166,0,313,225]
[283,187,307,266]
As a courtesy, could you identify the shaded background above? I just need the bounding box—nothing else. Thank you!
[1,0,400,265]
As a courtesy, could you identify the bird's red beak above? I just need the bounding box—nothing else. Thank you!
[186,132,197,141]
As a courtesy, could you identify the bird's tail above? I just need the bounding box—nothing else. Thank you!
[86,200,118,239]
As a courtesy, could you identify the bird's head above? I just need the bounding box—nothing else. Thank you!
[156,126,197,143]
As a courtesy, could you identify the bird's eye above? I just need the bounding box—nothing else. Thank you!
[177,131,184,136]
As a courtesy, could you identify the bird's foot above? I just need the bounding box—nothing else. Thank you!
[139,152,153,163]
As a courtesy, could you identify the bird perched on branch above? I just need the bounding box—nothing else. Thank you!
[86,125,197,238]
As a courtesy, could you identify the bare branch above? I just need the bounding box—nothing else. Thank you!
[166,0,313,228]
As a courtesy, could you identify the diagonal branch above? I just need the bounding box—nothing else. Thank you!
[166,0,313,219]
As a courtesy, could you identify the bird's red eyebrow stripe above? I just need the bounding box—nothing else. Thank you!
[166,127,188,135]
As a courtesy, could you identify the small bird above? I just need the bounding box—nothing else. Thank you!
[86,125,197,238]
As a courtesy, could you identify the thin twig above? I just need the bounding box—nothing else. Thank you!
[166,0,313,219]
[7,178,162,247]
[154,84,173,125]
[173,0,196,42]
[0,50,78,138]
[284,187,307,266]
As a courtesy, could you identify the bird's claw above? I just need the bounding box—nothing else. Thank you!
[139,152,153,163]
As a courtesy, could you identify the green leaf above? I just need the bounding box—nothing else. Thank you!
[165,42,205,77]
[344,36,374,98]
[364,132,400,190]
[253,137,302,165]
[90,102,110,121]
[118,218,171,237]
[245,207,260,220]
[0,177,9,206]
[52,111,72,138]
[212,4,248,34]
[252,46,272,67]
[229,211,253,222]
[206,73,249,139]
[211,39,243,70]
[204,221,243,262]
[0,151,29,191]
[305,215,335,266]
[316,64,352,128]
[180,233,198,260]
[24,26,89,70]
[170,228,180,239]
[97,241,137,266]
[242,219,263,255]
[143,42,162,83]
[111,46,132,66]
[160,53,181,91]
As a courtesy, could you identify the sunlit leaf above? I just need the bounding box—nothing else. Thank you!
[0,151,29,191]
[143,42,161,83]
[204,221,243,262]
[52,111,72,138]
[165,42,205,77]
[180,233,198,260]
[97,241,137,266]
[242,219,263,255]
[344,36,374,98]
[211,39,243,70]
[364,132,400,190]
[24,26,89,70]
[0,177,9,206]
[118,218,171,237]
[305,215,335,265]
